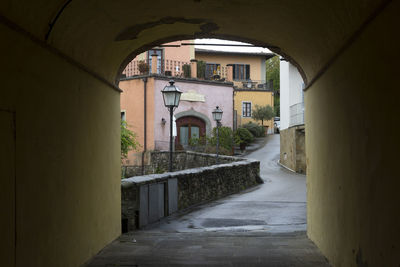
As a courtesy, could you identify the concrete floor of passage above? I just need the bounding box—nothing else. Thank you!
[87,135,330,267]
[87,231,329,267]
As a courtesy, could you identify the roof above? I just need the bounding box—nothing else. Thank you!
[195,48,275,59]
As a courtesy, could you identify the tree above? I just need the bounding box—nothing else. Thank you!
[266,55,280,116]
[252,105,274,126]
[121,120,140,160]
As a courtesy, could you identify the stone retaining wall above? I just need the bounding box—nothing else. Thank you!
[121,152,261,231]
[122,151,239,177]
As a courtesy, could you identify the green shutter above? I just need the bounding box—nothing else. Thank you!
[245,64,250,80]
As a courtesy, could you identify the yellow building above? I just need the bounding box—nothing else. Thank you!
[195,49,275,132]
[234,89,274,132]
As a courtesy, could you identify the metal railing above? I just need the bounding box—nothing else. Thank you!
[122,59,192,78]
[289,102,305,127]
[233,79,273,90]
[122,59,231,81]
[122,60,272,91]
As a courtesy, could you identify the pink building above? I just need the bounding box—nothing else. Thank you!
[120,75,233,165]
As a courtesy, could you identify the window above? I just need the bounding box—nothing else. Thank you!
[205,63,221,79]
[121,111,126,121]
[233,64,250,80]
[242,102,252,117]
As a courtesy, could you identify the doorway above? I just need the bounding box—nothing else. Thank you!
[176,116,206,148]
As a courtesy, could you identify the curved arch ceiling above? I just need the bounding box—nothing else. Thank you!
[0,0,388,85]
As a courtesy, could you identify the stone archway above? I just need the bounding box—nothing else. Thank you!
[175,109,213,136]
[176,116,206,148]
[1,1,399,266]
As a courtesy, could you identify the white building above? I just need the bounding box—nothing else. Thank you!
[279,60,306,173]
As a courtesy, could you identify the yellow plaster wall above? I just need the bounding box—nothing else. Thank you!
[306,1,400,266]
[195,53,264,86]
[0,21,121,267]
[234,90,274,130]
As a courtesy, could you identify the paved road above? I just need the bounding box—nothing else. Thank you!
[88,135,329,267]
[154,134,307,233]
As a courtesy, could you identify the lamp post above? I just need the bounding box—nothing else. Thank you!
[161,80,182,172]
[212,106,223,164]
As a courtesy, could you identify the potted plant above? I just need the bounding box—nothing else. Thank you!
[234,127,254,151]
[234,134,247,151]
[138,60,149,74]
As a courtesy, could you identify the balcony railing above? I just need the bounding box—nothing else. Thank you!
[121,60,273,91]
[122,59,229,80]
[122,59,189,77]
[233,80,273,90]
[289,102,305,127]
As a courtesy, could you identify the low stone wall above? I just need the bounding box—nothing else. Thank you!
[122,151,239,177]
[121,152,261,231]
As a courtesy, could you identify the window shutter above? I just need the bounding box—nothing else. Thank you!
[233,64,237,80]
[245,64,250,80]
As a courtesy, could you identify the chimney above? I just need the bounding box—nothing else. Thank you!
[226,64,233,82]
[151,54,158,74]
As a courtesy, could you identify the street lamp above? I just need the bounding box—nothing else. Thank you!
[212,106,223,164]
[161,80,182,172]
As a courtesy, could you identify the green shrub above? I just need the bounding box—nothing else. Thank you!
[234,127,254,145]
[197,60,206,79]
[208,126,234,152]
[187,126,234,155]
[204,145,231,156]
[182,64,191,78]
[242,122,265,137]
[121,120,140,160]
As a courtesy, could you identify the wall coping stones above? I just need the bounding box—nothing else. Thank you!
[121,151,262,230]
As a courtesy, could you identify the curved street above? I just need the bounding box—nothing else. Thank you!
[88,135,329,267]
[155,134,307,233]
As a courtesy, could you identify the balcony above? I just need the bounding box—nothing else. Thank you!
[121,60,273,91]
[233,79,273,90]
[121,59,229,81]
[289,102,305,127]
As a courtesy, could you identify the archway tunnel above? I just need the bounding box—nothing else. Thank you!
[0,0,399,266]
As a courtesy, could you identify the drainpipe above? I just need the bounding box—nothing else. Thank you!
[142,77,148,175]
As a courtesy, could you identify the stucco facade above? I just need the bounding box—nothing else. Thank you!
[280,61,306,173]
[120,75,233,165]
[195,49,275,131]
[133,40,193,63]
[195,49,271,86]
[234,90,274,132]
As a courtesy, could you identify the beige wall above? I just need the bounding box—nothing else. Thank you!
[279,128,296,171]
[280,126,306,173]
[134,40,194,63]
[195,53,265,86]
[0,22,121,267]
[306,2,400,266]
[120,78,155,165]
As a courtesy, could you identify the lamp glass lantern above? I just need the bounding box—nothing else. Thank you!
[162,80,182,108]
[161,80,182,172]
[212,106,223,122]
